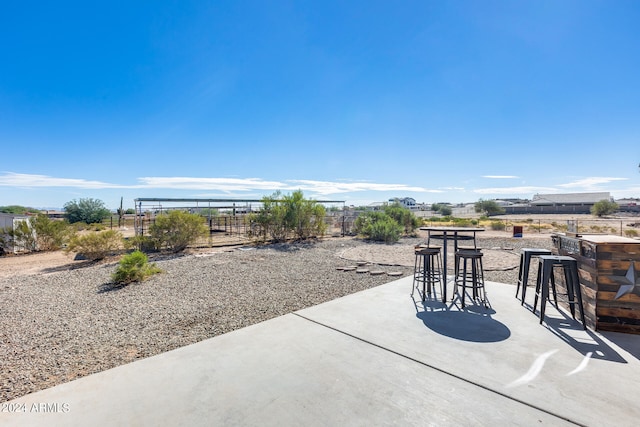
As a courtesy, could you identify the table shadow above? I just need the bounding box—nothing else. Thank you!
[415,297,511,343]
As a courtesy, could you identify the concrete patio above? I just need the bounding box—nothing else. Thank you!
[2,276,639,426]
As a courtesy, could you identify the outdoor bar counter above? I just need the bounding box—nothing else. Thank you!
[552,233,640,334]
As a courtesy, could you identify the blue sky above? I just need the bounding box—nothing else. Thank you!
[1,0,639,210]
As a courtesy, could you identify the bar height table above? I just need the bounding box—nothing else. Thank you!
[420,226,485,303]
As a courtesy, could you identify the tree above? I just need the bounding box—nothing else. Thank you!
[591,199,619,217]
[431,203,452,216]
[474,199,505,216]
[64,198,111,224]
[438,205,452,216]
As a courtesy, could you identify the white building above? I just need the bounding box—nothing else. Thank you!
[0,213,32,253]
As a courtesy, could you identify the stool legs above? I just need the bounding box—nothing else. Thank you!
[412,249,442,301]
[455,251,486,309]
[534,256,586,330]
[517,249,552,305]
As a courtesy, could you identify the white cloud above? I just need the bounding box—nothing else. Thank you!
[0,172,126,189]
[286,179,439,195]
[137,177,286,192]
[474,186,558,195]
[0,172,439,197]
[558,177,628,189]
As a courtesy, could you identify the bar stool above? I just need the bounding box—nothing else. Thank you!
[412,246,443,301]
[454,250,486,308]
[516,248,553,304]
[533,255,586,330]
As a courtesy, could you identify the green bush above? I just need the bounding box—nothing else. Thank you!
[354,211,404,243]
[249,190,327,242]
[624,229,639,237]
[66,230,123,260]
[368,217,403,243]
[30,214,73,251]
[125,235,160,252]
[112,250,162,284]
[149,210,208,252]
[490,220,505,231]
[383,203,420,234]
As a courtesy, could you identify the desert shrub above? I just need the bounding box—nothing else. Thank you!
[490,220,505,231]
[624,229,639,238]
[125,235,160,252]
[31,214,74,251]
[66,230,123,261]
[249,190,327,242]
[149,210,208,252]
[112,250,162,284]
[282,190,327,239]
[451,217,472,227]
[383,203,420,234]
[354,211,403,243]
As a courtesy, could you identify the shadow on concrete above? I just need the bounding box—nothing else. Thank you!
[415,297,511,343]
[523,301,628,364]
[600,331,640,361]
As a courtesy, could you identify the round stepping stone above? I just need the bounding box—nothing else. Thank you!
[355,268,369,274]
[342,267,356,271]
[387,271,404,277]
[369,270,385,276]
[356,261,368,266]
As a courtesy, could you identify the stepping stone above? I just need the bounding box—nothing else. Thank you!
[387,271,404,277]
[355,268,369,274]
[356,261,368,266]
[342,267,356,271]
[369,270,385,276]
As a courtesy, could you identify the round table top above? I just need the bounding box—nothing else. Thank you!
[419,226,485,232]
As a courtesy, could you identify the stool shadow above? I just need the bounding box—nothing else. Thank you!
[523,301,627,364]
[414,297,511,343]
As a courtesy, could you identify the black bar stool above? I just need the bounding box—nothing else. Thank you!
[533,255,586,330]
[454,249,486,308]
[516,248,553,304]
[412,246,443,301]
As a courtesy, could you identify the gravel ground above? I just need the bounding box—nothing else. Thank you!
[0,234,555,403]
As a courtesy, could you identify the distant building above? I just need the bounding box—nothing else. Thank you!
[530,192,611,206]
[503,192,612,215]
[615,198,640,213]
[389,197,416,209]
